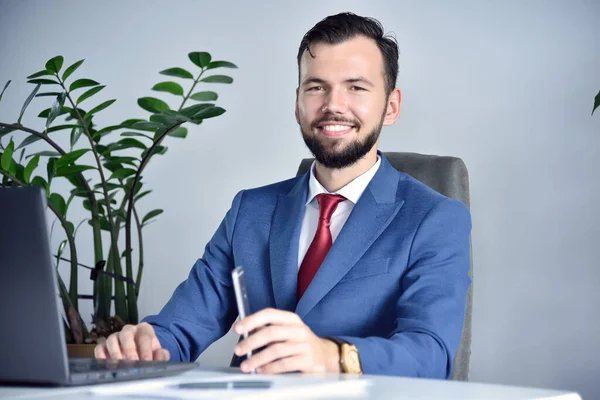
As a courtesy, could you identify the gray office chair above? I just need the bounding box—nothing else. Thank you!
[231,152,473,381]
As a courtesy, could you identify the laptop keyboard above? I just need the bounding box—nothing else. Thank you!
[68,358,196,384]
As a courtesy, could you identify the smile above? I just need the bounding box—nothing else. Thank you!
[318,124,355,137]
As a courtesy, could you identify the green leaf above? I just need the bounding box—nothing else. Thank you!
[134,190,152,202]
[190,91,218,102]
[31,176,48,192]
[200,75,233,84]
[45,56,64,74]
[152,82,184,96]
[49,193,66,216]
[38,106,71,119]
[56,149,90,168]
[47,158,57,182]
[62,59,84,81]
[27,78,59,85]
[130,121,162,131]
[137,97,170,114]
[77,85,105,105]
[25,150,61,159]
[168,127,187,138]
[120,131,152,140]
[159,67,194,79]
[180,103,214,118]
[105,156,137,166]
[1,139,14,171]
[120,118,146,128]
[188,52,211,68]
[84,99,116,118]
[109,168,136,180]
[8,159,17,177]
[149,110,191,126]
[70,126,83,148]
[23,154,40,184]
[92,124,122,141]
[47,124,79,133]
[142,145,167,158]
[19,149,25,163]
[113,138,147,151]
[0,80,10,102]
[143,209,163,224]
[206,61,238,70]
[593,90,600,115]
[46,92,67,129]
[192,105,226,120]
[55,165,96,177]
[69,78,99,92]
[27,70,53,79]
[36,92,61,97]
[16,134,42,150]
[18,84,41,124]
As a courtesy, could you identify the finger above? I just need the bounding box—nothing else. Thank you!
[152,348,170,361]
[258,355,310,375]
[136,332,154,361]
[236,325,307,356]
[241,342,302,373]
[94,343,109,360]
[106,334,124,360]
[235,308,301,335]
[118,326,139,360]
[136,323,157,361]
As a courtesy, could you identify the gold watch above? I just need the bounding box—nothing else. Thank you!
[327,338,363,375]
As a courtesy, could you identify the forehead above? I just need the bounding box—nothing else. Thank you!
[299,35,385,85]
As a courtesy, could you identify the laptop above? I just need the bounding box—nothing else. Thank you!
[0,186,197,386]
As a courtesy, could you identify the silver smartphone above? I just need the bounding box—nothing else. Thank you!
[232,266,254,362]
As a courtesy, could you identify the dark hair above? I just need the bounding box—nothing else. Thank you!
[297,12,399,96]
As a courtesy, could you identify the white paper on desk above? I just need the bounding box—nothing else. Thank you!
[89,373,370,399]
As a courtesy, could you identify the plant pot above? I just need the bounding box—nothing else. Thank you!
[67,344,96,358]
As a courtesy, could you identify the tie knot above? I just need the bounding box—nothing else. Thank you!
[316,193,346,221]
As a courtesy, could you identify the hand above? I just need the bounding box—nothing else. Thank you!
[94,322,170,361]
[233,308,340,374]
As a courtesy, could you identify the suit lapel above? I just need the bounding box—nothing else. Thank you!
[269,174,308,312]
[295,155,404,318]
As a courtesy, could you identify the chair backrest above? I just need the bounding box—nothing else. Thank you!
[295,152,473,381]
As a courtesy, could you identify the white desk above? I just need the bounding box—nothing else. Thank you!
[0,367,582,400]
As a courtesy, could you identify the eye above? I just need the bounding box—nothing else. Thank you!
[350,86,366,91]
[307,86,324,91]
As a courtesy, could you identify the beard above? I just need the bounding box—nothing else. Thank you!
[301,112,384,169]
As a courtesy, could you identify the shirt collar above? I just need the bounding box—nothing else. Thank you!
[306,155,381,206]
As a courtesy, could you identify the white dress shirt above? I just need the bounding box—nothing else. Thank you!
[297,156,381,270]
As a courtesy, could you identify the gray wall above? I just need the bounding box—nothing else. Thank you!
[0,0,598,398]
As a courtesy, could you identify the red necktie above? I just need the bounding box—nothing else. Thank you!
[297,193,346,302]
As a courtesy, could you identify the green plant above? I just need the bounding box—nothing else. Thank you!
[0,52,237,343]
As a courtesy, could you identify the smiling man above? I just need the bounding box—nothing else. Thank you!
[95,12,472,379]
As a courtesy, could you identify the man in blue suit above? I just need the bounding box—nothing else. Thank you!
[95,12,471,379]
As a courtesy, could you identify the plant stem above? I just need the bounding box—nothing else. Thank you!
[0,122,105,308]
[179,67,205,110]
[58,79,129,322]
[133,206,144,296]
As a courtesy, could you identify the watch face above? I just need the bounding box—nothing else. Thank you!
[346,348,361,373]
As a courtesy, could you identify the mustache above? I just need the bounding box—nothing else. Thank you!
[311,115,360,129]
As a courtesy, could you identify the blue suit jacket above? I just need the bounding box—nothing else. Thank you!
[143,153,472,378]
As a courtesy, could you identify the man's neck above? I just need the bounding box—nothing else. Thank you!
[314,150,379,193]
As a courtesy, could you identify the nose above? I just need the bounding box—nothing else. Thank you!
[322,86,348,114]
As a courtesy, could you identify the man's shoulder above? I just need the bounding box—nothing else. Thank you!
[238,174,306,203]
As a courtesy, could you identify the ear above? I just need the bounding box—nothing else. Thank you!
[295,87,300,124]
[382,88,401,126]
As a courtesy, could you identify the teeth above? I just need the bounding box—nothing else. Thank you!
[322,125,352,132]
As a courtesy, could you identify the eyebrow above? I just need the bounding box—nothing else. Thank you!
[301,76,375,87]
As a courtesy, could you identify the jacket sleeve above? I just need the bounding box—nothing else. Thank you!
[140,190,245,361]
[336,198,472,378]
